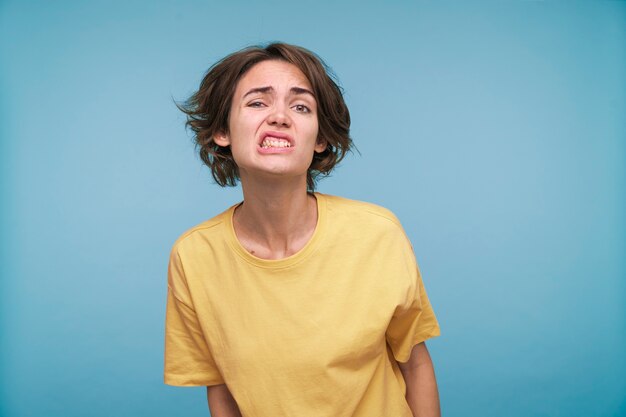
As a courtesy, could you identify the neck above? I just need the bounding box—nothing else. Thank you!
[234,173,318,259]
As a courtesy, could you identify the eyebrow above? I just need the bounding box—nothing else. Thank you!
[242,86,315,99]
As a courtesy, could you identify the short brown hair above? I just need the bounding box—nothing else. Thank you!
[177,43,352,190]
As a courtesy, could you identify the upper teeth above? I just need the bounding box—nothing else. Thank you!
[261,137,291,148]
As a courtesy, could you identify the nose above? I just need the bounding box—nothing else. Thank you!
[266,104,291,127]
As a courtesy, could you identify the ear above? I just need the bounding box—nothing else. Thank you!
[314,137,327,153]
[213,131,231,147]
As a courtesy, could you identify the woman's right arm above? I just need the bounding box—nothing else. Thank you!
[207,384,243,417]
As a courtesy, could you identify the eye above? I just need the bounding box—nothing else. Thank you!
[247,100,266,108]
[292,104,311,113]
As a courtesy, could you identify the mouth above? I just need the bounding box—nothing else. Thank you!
[259,132,294,149]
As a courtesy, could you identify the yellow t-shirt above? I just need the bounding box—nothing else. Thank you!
[164,193,440,417]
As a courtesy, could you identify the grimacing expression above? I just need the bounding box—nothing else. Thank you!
[214,60,327,183]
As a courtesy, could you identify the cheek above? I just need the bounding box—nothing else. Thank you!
[307,119,320,143]
[313,124,322,150]
[228,116,256,149]
[230,139,255,164]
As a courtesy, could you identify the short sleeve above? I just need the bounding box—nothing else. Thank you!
[385,262,440,363]
[164,248,225,386]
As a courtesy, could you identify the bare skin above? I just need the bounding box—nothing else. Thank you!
[398,342,441,417]
[233,174,319,260]
[207,384,242,417]
[212,60,325,261]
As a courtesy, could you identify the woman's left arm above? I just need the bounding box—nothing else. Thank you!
[398,342,441,417]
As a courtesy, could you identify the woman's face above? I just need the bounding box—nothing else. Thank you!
[215,60,325,185]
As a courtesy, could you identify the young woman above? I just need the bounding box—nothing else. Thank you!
[165,43,441,417]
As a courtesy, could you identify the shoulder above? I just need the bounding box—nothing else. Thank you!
[321,193,405,232]
[320,193,417,263]
[170,204,236,256]
[316,195,407,240]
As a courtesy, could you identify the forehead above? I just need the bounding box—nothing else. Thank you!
[235,60,312,95]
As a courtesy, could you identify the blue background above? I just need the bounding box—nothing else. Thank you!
[1,1,624,416]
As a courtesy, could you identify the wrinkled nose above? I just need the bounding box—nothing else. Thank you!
[266,105,291,127]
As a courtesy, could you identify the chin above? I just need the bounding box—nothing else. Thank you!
[257,167,307,181]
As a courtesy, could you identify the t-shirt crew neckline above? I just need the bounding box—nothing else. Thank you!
[224,192,328,269]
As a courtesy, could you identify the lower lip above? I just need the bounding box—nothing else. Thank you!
[257,146,295,154]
